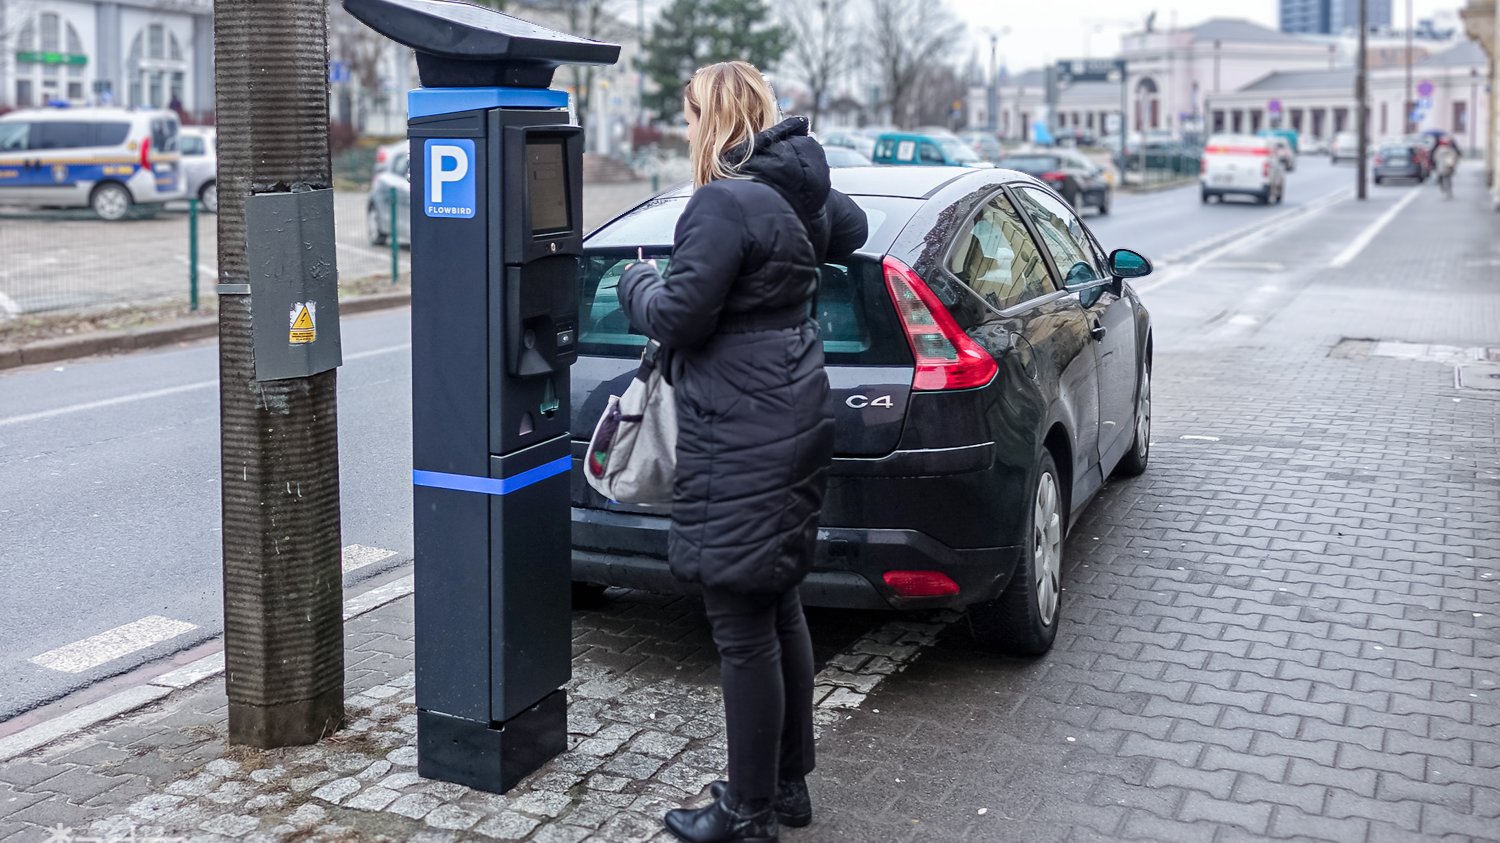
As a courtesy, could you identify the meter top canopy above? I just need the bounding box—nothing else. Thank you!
[343,0,620,88]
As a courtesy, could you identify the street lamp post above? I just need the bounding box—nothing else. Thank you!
[1405,0,1414,134]
[1358,0,1369,200]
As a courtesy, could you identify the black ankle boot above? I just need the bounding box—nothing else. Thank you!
[709,779,812,828]
[664,791,779,843]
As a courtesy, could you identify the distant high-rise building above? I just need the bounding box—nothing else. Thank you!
[1280,0,1393,34]
[1280,0,1330,34]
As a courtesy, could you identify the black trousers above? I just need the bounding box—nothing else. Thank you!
[701,586,816,806]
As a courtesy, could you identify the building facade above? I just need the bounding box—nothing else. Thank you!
[1460,0,1497,204]
[0,0,213,116]
[1206,40,1489,147]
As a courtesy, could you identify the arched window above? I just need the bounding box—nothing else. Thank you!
[1134,77,1160,131]
[13,12,89,106]
[127,24,187,109]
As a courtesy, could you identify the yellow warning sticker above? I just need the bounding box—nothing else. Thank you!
[289,302,316,344]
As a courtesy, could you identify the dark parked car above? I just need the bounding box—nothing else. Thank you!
[997,150,1112,214]
[1373,142,1424,184]
[571,166,1154,655]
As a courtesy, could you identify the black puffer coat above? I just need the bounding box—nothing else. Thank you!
[618,117,868,593]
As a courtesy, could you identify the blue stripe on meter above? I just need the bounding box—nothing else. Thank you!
[408,87,570,119]
[413,457,572,497]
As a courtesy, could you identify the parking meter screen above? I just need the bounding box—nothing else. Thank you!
[527,140,569,235]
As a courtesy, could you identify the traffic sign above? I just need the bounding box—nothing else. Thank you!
[1055,58,1126,87]
[1416,80,1434,97]
[329,60,350,84]
[1267,99,1282,114]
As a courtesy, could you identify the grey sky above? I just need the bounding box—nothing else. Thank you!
[945,0,1467,74]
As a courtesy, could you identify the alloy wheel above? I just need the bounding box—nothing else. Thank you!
[93,185,129,221]
[367,206,383,244]
[1033,471,1062,626]
[1136,366,1152,457]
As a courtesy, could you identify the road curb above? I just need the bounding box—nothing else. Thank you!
[0,572,416,763]
[0,289,411,373]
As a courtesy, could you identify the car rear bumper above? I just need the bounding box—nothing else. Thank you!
[572,506,1023,611]
[1374,166,1422,179]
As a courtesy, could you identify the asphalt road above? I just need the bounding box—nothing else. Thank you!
[0,155,1384,720]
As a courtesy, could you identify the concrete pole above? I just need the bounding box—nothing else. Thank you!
[215,0,346,748]
[1358,0,1369,200]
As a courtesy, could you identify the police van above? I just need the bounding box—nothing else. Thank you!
[0,106,185,220]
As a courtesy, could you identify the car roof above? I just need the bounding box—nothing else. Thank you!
[651,166,973,201]
[0,107,173,122]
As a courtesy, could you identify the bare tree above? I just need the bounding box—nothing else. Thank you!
[518,0,634,131]
[777,0,856,131]
[865,0,962,129]
[328,0,393,129]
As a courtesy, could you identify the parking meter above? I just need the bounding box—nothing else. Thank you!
[344,0,618,793]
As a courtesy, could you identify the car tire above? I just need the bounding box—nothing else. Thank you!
[1200,189,1210,204]
[91,182,132,221]
[1257,188,1271,205]
[1115,361,1151,477]
[966,450,1064,656]
[199,181,219,214]
[367,204,388,246]
[1374,176,1383,185]
[1097,192,1110,215]
[572,582,609,608]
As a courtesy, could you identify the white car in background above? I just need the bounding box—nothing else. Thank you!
[1200,133,1285,205]
[0,106,185,220]
[366,140,410,246]
[180,127,217,213]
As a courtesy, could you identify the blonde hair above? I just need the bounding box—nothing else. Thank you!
[684,61,779,188]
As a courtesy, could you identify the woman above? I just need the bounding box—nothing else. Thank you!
[618,62,868,843]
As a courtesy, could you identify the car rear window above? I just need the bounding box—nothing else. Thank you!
[578,250,910,366]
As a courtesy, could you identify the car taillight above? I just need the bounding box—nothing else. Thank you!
[1373,156,1383,166]
[1040,171,1067,183]
[376,147,388,164]
[882,257,998,391]
[883,570,960,598]
[139,136,152,171]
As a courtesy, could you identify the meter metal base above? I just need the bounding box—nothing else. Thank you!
[416,689,566,794]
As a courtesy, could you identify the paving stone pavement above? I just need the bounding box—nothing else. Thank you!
[1,175,1497,843]
[807,176,1500,841]
[0,585,947,842]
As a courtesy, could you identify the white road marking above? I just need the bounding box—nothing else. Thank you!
[1180,434,1221,442]
[1328,188,1422,268]
[343,544,399,574]
[1135,188,1353,296]
[31,616,199,674]
[0,343,411,428]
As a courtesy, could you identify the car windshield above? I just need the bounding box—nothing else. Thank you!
[941,140,980,163]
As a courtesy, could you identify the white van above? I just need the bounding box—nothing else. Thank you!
[0,106,185,220]
[1200,133,1285,205]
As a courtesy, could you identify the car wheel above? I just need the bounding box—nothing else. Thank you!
[199,181,219,214]
[1200,189,1209,204]
[91,182,132,221]
[571,582,608,608]
[1257,188,1271,205]
[1097,192,1110,215]
[966,450,1064,656]
[367,204,388,246]
[1115,362,1151,477]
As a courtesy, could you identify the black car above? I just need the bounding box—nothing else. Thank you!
[996,151,1112,215]
[571,166,1153,655]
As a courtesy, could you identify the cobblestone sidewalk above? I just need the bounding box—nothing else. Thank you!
[807,174,1500,841]
[0,584,949,842]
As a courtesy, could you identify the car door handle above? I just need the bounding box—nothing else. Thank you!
[1090,322,1107,341]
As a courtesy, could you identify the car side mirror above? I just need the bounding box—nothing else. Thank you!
[1109,249,1152,279]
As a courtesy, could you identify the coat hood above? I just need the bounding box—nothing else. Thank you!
[729,116,832,222]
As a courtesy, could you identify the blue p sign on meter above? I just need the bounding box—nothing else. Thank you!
[425,139,475,218]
